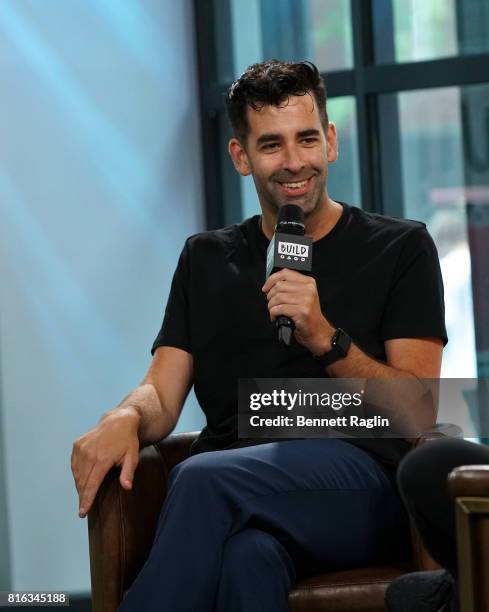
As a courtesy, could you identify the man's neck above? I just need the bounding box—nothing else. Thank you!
[260,198,343,242]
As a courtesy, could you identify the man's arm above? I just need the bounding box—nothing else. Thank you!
[71,346,193,518]
[326,336,442,436]
[262,269,443,434]
[318,334,443,380]
[262,268,442,379]
[129,346,194,444]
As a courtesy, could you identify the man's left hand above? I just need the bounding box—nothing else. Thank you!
[262,268,334,355]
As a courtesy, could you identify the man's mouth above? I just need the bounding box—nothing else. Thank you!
[276,177,312,197]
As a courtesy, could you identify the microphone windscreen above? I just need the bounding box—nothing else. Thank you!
[276,204,305,235]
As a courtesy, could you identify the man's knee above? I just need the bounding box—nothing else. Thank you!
[222,528,295,581]
[168,450,238,492]
[397,438,476,500]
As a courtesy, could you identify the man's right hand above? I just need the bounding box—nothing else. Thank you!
[71,347,193,519]
[71,407,141,519]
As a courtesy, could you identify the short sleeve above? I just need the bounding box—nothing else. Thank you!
[151,240,192,355]
[380,227,448,346]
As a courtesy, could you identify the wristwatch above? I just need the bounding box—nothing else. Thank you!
[314,328,352,367]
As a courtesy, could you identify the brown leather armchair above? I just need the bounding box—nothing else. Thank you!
[88,425,461,612]
[448,464,489,612]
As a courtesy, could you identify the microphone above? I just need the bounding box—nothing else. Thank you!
[265,204,313,347]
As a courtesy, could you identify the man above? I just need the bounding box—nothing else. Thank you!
[71,60,447,611]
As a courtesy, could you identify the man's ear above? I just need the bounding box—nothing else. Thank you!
[326,122,338,163]
[228,138,252,176]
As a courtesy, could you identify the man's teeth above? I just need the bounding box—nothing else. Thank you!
[281,180,308,189]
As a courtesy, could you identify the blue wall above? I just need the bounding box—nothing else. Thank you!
[0,0,205,593]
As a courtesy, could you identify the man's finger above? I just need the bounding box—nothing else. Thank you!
[78,464,110,518]
[269,303,301,322]
[72,452,94,500]
[70,444,84,493]
[262,268,304,293]
[71,461,81,498]
[267,293,304,310]
[71,440,94,498]
[266,280,308,301]
[76,461,97,506]
[119,447,139,489]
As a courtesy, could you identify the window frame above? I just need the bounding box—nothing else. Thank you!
[194,0,489,225]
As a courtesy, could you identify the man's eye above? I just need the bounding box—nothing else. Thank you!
[262,143,280,151]
[302,137,317,144]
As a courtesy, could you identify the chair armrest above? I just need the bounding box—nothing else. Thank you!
[447,466,489,612]
[448,466,489,498]
[88,431,200,612]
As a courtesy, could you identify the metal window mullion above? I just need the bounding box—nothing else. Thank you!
[194,0,242,229]
[350,0,381,214]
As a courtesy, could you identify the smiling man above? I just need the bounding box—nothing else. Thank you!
[228,65,341,239]
[72,60,447,612]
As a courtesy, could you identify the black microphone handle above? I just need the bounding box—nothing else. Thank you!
[273,204,307,347]
[277,315,294,347]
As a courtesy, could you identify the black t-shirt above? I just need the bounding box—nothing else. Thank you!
[152,203,447,473]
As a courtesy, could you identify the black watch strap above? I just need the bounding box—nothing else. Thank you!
[314,328,352,367]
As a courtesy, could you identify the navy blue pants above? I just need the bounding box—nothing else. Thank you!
[119,439,410,612]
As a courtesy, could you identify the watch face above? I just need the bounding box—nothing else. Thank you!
[334,329,351,357]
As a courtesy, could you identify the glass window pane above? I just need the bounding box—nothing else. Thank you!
[240,96,361,218]
[327,96,361,207]
[380,84,489,380]
[308,0,353,72]
[227,0,353,81]
[375,0,489,63]
[241,173,259,220]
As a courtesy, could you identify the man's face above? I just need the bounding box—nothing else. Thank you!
[229,93,338,217]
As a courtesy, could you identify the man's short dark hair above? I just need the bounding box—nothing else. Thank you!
[225,59,328,144]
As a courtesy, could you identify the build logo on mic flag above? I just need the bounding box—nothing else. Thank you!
[278,241,310,260]
[266,232,313,278]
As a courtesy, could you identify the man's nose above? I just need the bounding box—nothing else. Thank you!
[282,145,305,174]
